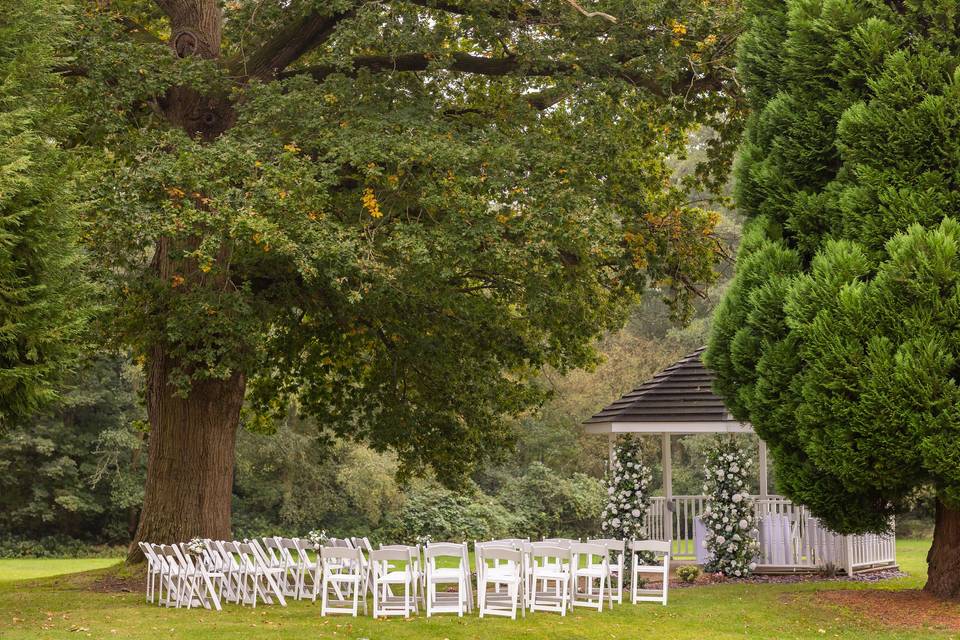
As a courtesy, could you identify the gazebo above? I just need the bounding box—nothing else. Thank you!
[584,347,897,575]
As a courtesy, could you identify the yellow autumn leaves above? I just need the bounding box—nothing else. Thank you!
[361,187,383,219]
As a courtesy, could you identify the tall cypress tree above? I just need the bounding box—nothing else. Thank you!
[0,0,86,429]
[707,0,960,596]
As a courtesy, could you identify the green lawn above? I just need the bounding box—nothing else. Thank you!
[0,540,955,640]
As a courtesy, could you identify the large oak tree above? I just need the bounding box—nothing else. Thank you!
[59,0,738,561]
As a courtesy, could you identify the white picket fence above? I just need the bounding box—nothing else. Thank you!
[646,495,897,575]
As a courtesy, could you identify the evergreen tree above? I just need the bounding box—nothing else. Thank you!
[0,0,87,429]
[706,0,960,596]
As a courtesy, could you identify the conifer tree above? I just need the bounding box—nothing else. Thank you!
[0,0,86,430]
[707,0,960,596]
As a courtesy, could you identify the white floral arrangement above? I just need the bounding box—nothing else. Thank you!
[186,537,206,555]
[306,529,328,547]
[702,438,760,577]
[414,534,432,546]
[601,435,653,541]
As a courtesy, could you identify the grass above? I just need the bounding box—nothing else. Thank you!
[0,539,955,640]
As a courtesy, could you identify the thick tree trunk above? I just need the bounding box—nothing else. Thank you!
[924,498,960,599]
[126,347,245,563]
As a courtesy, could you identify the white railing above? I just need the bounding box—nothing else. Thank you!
[646,494,897,573]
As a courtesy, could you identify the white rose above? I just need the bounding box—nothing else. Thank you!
[739,519,749,529]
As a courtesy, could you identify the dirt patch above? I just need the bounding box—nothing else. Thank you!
[88,571,140,593]
[818,589,960,631]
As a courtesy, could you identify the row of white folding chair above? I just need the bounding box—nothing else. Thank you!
[139,542,222,610]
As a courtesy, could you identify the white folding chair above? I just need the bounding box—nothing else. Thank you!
[588,538,625,604]
[295,538,324,601]
[630,540,671,606]
[529,544,571,615]
[570,542,613,612]
[277,538,307,598]
[477,546,525,619]
[380,544,422,612]
[155,545,186,608]
[139,542,162,604]
[210,540,243,604]
[424,542,471,617]
[248,539,288,606]
[320,547,368,617]
[369,547,416,618]
[175,543,222,611]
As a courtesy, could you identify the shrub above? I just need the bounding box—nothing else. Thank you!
[498,462,604,540]
[0,535,125,559]
[377,483,520,543]
[676,565,701,583]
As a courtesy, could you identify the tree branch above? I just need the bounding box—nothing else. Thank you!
[279,51,725,100]
[237,8,358,80]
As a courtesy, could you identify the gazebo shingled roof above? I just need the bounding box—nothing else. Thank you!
[583,346,752,434]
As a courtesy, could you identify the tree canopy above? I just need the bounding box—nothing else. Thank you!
[36,0,743,554]
[706,0,960,597]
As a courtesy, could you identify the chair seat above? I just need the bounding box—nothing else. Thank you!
[532,568,569,579]
[327,574,362,583]
[381,571,413,582]
[430,568,464,581]
[634,564,667,572]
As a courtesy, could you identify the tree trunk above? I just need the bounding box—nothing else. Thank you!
[924,498,960,599]
[126,346,245,563]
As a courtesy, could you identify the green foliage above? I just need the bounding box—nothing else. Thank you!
[0,0,88,429]
[0,536,125,559]
[708,0,960,535]
[63,0,738,483]
[378,483,520,544]
[498,462,604,540]
[0,358,145,543]
[676,564,701,583]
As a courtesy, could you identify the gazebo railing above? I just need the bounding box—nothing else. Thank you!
[646,495,897,573]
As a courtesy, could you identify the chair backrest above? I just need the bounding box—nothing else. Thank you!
[479,545,522,572]
[328,537,352,548]
[424,542,465,558]
[321,546,362,561]
[631,540,671,555]
[530,544,570,566]
[369,548,412,563]
[588,538,625,553]
[139,542,160,567]
[571,542,609,565]
[489,538,528,546]
[380,544,420,566]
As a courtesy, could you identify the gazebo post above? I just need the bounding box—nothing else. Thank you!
[758,439,769,499]
[608,432,615,467]
[662,433,673,540]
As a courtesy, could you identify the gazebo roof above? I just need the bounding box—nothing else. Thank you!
[583,346,752,435]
